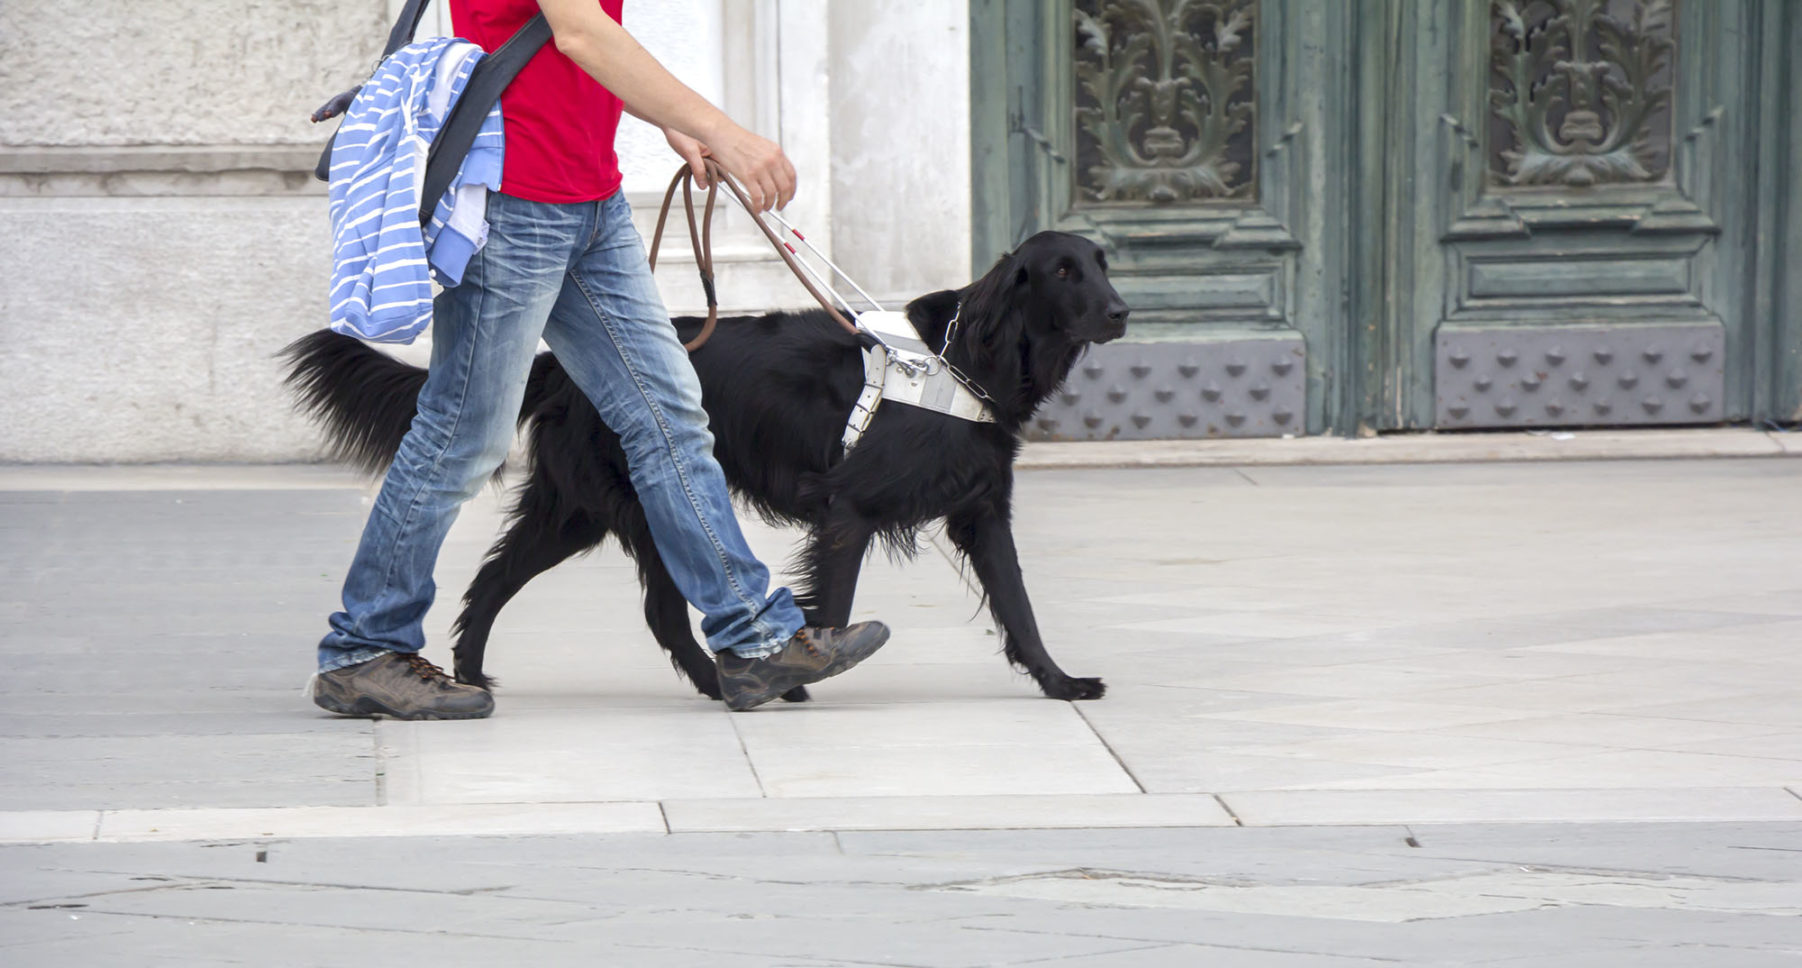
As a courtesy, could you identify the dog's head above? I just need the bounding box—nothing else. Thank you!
[926,232,1132,414]
[1006,231,1130,345]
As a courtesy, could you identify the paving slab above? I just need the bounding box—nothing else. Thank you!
[5,459,1802,831]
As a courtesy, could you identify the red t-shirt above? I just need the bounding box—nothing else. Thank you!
[448,0,625,203]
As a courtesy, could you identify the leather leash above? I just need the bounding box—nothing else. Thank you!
[647,159,857,351]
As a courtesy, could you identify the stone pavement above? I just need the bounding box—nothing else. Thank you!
[2,457,1801,965]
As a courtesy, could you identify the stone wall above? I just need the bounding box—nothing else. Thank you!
[0,0,971,462]
[0,1,385,462]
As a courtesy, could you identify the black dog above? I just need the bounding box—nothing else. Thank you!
[285,230,1128,702]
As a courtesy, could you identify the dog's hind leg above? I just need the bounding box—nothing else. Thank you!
[945,505,1105,701]
[452,485,607,688]
[614,511,726,700]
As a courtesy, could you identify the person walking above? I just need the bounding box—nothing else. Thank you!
[310,0,888,719]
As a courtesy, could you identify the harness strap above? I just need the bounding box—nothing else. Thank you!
[641,162,995,455]
[842,344,888,452]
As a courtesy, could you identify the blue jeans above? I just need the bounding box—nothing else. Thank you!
[318,190,805,672]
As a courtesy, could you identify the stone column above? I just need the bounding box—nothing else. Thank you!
[827,0,973,304]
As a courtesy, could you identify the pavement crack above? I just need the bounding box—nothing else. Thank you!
[567,864,914,890]
[1,880,235,909]
[11,871,524,900]
[371,720,387,806]
[609,940,927,968]
[959,925,1405,962]
[60,908,563,942]
[1073,703,1145,793]
[1004,944,1189,965]
[724,709,769,797]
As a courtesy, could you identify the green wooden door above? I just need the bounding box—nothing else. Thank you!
[1374,0,1800,431]
[971,0,1801,437]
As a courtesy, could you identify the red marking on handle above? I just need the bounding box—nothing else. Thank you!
[792,230,806,241]
[784,242,797,253]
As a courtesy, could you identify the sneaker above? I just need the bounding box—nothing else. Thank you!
[311,651,494,720]
[716,622,891,711]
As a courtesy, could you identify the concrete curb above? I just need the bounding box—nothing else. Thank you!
[1,429,1794,488]
[1017,428,1799,470]
[5,788,1799,844]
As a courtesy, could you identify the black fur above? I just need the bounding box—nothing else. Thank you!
[284,231,1129,702]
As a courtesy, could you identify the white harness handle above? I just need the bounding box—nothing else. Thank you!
[758,212,996,453]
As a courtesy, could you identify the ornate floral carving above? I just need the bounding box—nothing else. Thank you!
[1073,0,1257,205]
[1489,0,1676,187]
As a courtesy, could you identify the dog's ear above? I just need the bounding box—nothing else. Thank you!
[950,252,1027,367]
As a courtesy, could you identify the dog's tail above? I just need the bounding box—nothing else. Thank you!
[280,330,426,476]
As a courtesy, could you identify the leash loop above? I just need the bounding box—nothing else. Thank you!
[647,160,857,351]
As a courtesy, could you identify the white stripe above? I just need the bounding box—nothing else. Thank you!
[369,257,429,274]
[367,298,433,313]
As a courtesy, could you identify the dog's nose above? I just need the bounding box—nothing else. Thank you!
[1107,304,1130,326]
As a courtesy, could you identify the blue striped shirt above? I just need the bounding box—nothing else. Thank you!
[327,38,505,344]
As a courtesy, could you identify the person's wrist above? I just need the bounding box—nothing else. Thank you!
[698,115,741,155]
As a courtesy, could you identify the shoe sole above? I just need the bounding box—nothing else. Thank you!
[312,692,492,721]
[722,667,821,711]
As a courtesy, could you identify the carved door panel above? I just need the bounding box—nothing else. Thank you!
[972,0,1797,437]
[1389,0,1776,430]
[973,0,1361,437]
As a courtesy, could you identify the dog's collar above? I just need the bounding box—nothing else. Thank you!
[842,308,995,454]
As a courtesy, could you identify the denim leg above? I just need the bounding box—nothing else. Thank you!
[317,194,583,671]
[542,192,805,656]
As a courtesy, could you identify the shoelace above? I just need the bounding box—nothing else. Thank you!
[402,653,454,683]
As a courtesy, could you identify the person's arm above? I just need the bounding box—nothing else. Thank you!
[538,0,795,211]
[624,105,712,188]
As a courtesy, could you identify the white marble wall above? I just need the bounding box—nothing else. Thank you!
[0,0,971,461]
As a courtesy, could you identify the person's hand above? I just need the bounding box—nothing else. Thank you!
[664,126,711,186]
[702,121,796,212]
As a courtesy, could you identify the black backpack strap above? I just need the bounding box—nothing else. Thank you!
[416,14,552,226]
[381,0,435,61]
[311,0,461,182]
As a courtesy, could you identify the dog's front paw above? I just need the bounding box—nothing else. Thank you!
[780,685,812,703]
[1043,676,1106,701]
[455,668,496,690]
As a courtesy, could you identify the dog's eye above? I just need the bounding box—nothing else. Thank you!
[1056,265,1070,279]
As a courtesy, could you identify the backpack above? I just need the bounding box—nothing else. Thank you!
[310,0,550,227]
